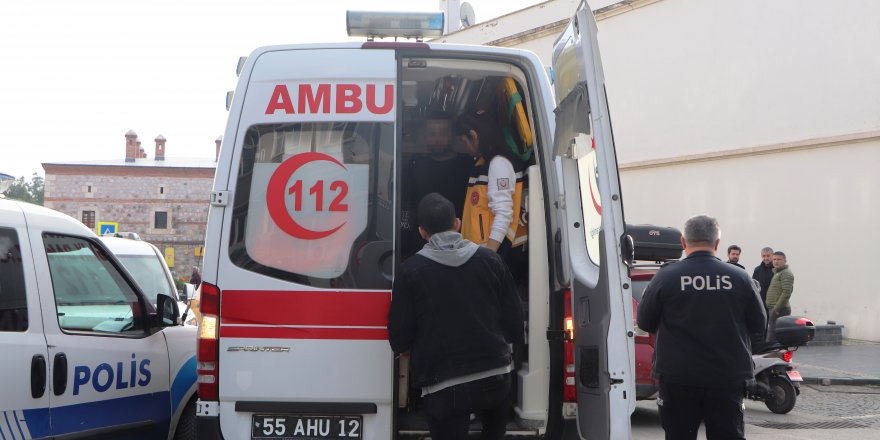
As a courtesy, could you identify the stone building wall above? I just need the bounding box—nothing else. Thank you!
[44,164,214,279]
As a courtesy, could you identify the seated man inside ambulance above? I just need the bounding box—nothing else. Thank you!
[400,115,472,258]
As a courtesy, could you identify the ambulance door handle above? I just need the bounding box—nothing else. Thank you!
[621,234,634,267]
[30,355,47,399]
[53,353,68,396]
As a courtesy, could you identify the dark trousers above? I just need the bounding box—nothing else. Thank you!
[766,306,792,342]
[423,373,511,440]
[658,382,745,440]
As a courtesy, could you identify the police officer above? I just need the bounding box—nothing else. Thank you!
[637,215,766,440]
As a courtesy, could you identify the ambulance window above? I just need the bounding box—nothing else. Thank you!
[44,234,144,335]
[0,228,28,332]
[230,122,394,289]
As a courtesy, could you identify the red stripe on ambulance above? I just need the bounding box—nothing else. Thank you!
[265,83,394,115]
[220,289,391,327]
[220,326,388,340]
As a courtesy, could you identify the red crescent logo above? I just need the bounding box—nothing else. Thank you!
[266,152,347,240]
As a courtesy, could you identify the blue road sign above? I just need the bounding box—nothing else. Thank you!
[97,221,118,236]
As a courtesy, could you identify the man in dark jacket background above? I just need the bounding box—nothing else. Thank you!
[752,246,774,305]
[388,193,523,440]
[637,215,766,440]
[726,244,745,269]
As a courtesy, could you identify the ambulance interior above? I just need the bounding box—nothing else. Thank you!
[396,58,552,433]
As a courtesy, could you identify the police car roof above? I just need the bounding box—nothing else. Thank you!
[99,236,161,257]
[0,199,95,237]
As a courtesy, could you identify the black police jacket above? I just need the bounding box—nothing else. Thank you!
[637,251,767,387]
[387,247,524,388]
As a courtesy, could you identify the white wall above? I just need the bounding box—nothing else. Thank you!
[621,140,880,340]
[598,0,880,340]
[437,0,579,48]
[440,0,880,340]
[598,0,880,164]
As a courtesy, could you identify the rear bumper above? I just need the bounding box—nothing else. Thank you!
[196,415,224,439]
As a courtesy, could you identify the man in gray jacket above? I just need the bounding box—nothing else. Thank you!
[388,193,523,440]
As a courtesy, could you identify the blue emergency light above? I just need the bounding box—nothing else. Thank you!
[346,11,445,40]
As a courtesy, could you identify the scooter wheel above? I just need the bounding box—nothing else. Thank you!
[765,376,797,414]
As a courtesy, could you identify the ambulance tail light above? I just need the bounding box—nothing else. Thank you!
[198,281,220,401]
[563,289,577,402]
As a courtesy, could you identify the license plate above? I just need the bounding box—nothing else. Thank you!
[252,414,362,440]
[786,370,803,382]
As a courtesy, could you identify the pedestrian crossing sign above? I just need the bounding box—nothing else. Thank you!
[97,221,118,236]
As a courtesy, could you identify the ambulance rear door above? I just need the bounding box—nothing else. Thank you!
[215,47,397,440]
[551,2,635,439]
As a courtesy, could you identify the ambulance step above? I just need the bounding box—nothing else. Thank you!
[399,429,540,439]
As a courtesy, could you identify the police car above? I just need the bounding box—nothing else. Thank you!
[100,235,198,327]
[0,199,198,439]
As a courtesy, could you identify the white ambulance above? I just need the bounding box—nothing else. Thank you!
[0,199,198,439]
[197,2,635,439]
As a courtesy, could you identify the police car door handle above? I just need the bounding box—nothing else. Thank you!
[53,353,68,396]
[31,354,47,399]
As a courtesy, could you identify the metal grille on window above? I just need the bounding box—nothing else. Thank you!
[81,211,95,229]
[155,211,168,229]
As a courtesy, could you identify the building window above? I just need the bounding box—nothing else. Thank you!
[154,211,168,229]
[87,185,92,193]
[82,211,96,229]
[159,186,164,194]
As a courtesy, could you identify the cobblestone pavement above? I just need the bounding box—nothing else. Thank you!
[633,384,880,439]
[748,384,880,429]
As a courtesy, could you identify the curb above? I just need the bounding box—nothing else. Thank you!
[802,377,880,386]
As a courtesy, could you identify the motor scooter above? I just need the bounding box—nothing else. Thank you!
[747,342,802,414]
[746,315,815,414]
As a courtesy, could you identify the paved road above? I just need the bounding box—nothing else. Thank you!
[632,384,880,439]
[795,340,880,384]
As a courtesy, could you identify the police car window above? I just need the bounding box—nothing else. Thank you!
[44,234,144,335]
[230,122,394,289]
[115,254,176,305]
[0,228,27,332]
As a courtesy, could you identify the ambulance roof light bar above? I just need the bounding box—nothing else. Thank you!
[347,11,444,41]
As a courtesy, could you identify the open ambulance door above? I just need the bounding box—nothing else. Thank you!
[551,2,635,439]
